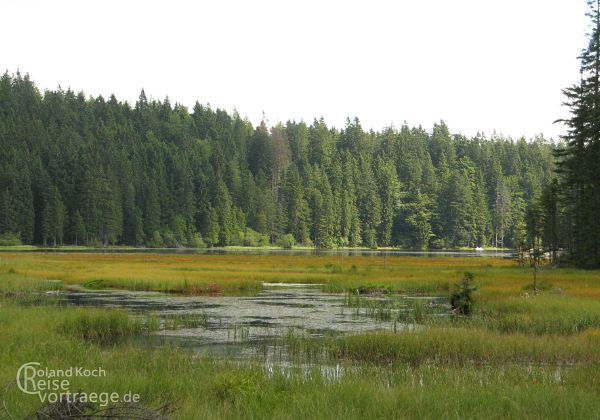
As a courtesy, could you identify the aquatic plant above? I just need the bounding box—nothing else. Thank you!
[60,309,156,342]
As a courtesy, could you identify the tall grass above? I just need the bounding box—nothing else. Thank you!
[0,252,599,418]
[60,308,156,342]
[1,302,599,419]
[475,294,600,334]
[2,251,599,302]
[0,272,63,306]
[0,252,519,295]
[323,327,600,365]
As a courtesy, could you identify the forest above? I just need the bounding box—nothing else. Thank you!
[0,72,560,251]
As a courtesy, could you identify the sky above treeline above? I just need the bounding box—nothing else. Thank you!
[2,0,589,140]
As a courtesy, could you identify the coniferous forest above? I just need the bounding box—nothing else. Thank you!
[0,72,559,251]
[552,0,600,268]
[5,2,600,419]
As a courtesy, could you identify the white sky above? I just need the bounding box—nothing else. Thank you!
[2,0,590,140]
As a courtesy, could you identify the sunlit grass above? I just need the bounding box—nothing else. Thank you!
[1,302,600,419]
[60,308,158,342]
[1,253,600,418]
[473,294,600,334]
[324,327,600,365]
[1,252,599,301]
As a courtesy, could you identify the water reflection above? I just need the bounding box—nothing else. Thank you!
[62,285,449,359]
[5,247,513,257]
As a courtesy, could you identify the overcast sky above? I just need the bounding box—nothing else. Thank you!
[2,0,590,140]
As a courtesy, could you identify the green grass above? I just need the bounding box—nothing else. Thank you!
[1,256,600,418]
[1,301,599,419]
[0,271,63,302]
[0,252,520,296]
[60,308,157,342]
[475,294,600,334]
[322,327,600,365]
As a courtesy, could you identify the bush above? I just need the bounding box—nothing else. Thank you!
[450,272,477,315]
[242,229,269,247]
[162,229,180,248]
[230,230,245,246]
[0,232,22,246]
[187,233,206,248]
[300,238,313,247]
[277,234,295,249]
[147,230,163,248]
[87,238,103,248]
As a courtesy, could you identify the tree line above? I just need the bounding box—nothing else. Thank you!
[544,0,600,267]
[524,0,600,268]
[0,71,556,250]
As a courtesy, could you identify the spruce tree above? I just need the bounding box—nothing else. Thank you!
[556,0,600,266]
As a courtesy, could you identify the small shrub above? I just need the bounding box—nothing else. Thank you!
[162,229,179,248]
[242,229,269,247]
[0,232,22,246]
[277,233,295,249]
[87,238,103,248]
[187,233,206,248]
[147,231,164,248]
[450,272,477,316]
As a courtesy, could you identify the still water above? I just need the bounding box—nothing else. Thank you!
[10,248,513,258]
[62,284,449,360]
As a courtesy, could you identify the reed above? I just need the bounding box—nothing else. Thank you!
[0,299,599,419]
[324,327,600,365]
[60,308,159,342]
[474,294,600,334]
[1,252,600,418]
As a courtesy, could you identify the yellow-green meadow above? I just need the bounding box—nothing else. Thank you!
[1,252,599,418]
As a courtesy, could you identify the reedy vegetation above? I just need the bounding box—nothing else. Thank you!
[1,255,600,418]
[4,252,600,298]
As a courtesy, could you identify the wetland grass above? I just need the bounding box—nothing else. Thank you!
[2,251,598,301]
[1,253,600,418]
[1,300,599,419]
[0,252,517,295]
[474,294,600,334]
[323,327,600,365]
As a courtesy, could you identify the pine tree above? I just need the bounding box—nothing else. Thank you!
[493,180,512,248]
[0,189,17,236]
[70,210,86,246]
[540,179,560,263]
[556,0,600,266]
[98,173,123,246]
[357,159,381,249]
[375,158,400,247]
[41,186,65,246]
[0,71,558,250]
[473,170,491,246]
[402,192,434,250]
[445,160,476,247]
[214,179,233,246]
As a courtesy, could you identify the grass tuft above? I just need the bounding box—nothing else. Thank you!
[60,309,155,342]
